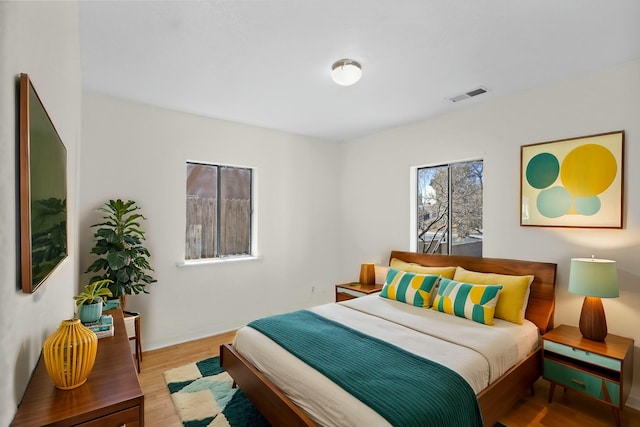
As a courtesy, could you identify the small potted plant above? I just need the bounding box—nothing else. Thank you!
[74,279,113,323]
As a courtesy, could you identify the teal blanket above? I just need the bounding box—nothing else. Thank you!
[248,310,483,427]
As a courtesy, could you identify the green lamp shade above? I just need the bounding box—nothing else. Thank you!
[568,258,619,298]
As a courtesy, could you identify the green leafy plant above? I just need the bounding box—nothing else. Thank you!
[85,199,156,299]
[74,279,113,306]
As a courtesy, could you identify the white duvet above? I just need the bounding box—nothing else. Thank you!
[233,294,539,427]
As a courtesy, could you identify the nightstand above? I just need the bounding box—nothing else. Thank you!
[543,324,634,427]
[335,282,383,302]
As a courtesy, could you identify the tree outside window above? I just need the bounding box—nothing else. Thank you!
[417,160,483,256]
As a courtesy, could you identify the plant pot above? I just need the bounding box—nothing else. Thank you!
[78,301,103,323]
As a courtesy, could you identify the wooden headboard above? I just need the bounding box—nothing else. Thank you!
[389,251,557,334]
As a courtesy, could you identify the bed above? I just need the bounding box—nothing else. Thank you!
[221,251,557,427]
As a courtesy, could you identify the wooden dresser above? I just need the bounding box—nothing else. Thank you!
[12,309,144,427]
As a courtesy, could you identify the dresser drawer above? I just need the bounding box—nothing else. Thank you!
[75,405,140,427]
[544,359,620,405]
[544,340,621,371]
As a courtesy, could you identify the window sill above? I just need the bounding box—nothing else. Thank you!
[177,255,260,267]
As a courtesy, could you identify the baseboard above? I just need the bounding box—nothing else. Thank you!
[145,327,238,352]
[626,393,640,411]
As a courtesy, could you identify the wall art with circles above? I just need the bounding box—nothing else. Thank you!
[520,131,624,228]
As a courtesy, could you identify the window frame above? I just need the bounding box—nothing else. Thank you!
[410,158,483,255]
[183,161,257,265]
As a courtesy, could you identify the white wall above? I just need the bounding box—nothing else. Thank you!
[338,59,640,406]
[0,2,81,425]
[79,94,342,350]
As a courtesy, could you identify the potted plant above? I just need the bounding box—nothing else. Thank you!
[74,279,113,323]
[85,199,156,307]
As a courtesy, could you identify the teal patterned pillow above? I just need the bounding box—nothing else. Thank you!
[432,278,503,325]
[380,268,440,308]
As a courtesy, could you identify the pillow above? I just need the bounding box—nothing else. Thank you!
[389,258,456,279]
[453,267,534,325]
[380,268,440,308]
[431,278,503,325]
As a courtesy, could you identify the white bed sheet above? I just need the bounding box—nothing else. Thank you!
[233,294,539,427]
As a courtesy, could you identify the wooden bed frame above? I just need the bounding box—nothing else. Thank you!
[221,250,557,427]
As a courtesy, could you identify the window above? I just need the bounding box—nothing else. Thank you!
[186,162,253,260]
[416,160,483,256]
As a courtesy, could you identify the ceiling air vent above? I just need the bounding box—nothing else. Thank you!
[448,86,488,103]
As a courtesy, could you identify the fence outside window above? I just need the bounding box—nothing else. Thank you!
[186,163,252,260]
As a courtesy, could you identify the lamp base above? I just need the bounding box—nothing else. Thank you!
[359,263,376,286]
[578,296,608,341]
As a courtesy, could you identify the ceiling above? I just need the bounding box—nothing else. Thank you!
[78,1,640,142]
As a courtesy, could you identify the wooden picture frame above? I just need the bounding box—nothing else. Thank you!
[19,73,68,293]
[521,131,624,228]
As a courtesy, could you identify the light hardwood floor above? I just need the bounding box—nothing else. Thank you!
[138,332,640,427]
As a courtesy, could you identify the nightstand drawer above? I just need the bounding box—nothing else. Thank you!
[544,340,621,371]
[336,292,356,302]
[544,359,620,405]
[335,283,383,302]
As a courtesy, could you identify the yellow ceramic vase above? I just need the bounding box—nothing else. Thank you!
[43,318,98,390]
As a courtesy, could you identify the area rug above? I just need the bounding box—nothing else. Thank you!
[164,356,510,427]
[163,356,270,427]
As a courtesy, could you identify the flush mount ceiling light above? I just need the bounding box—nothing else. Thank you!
[331,59,362,86]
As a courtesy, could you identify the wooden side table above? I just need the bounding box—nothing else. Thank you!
[543,324,633,427]
[12,309,144,427]
[335,282,383,302]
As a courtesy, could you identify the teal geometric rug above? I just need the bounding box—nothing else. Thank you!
[163,356,270,427]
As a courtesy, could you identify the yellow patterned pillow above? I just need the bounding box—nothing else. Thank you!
[389,258,456,279]
[453,267,534,325]
[380,268,440,308]
[432,278,503,325]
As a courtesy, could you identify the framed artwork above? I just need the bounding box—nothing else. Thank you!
[521,131,624,228]
[19,73,68,293]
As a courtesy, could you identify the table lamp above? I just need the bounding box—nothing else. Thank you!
[568,257,619,341]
